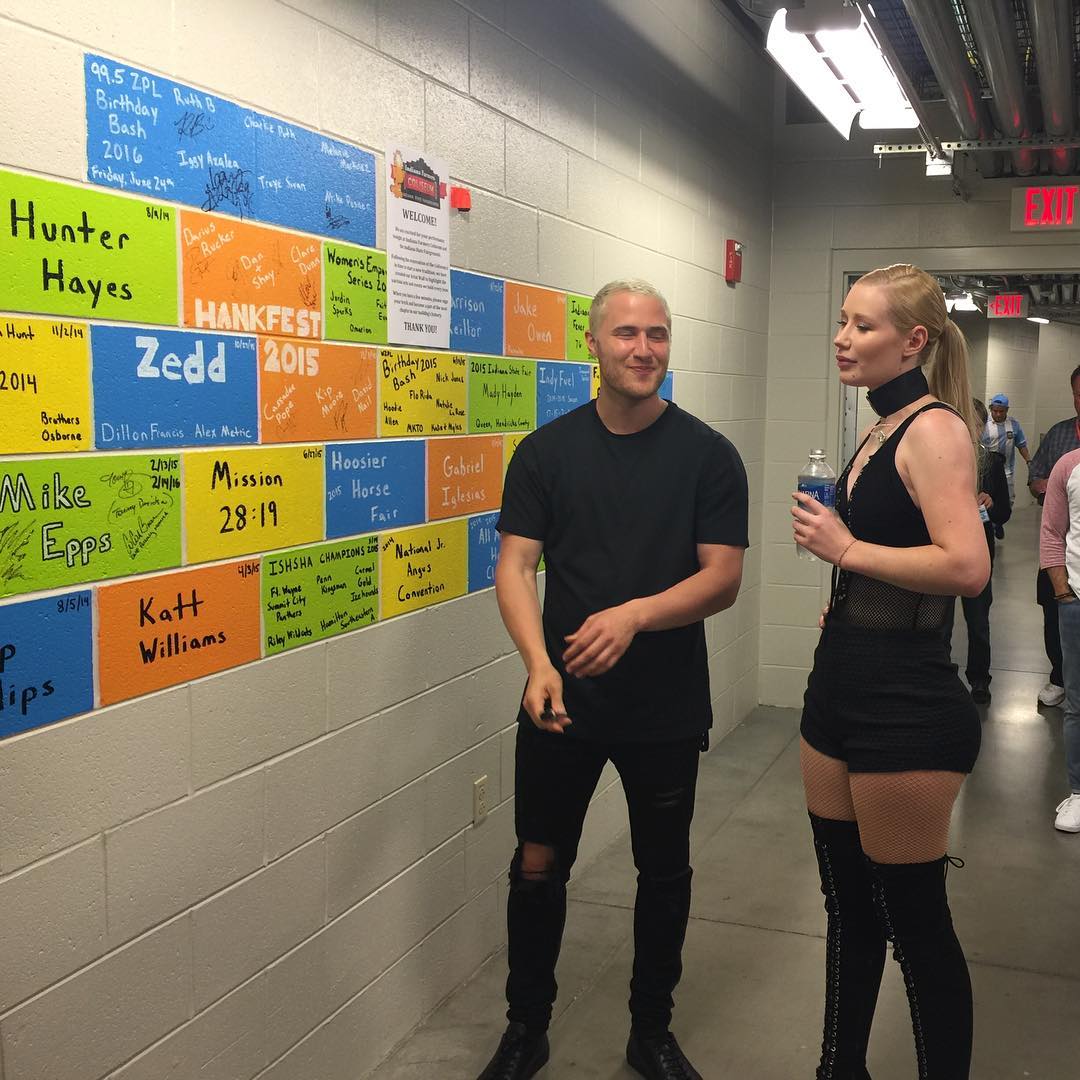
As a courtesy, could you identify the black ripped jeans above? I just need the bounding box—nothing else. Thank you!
[507,722,702,1036]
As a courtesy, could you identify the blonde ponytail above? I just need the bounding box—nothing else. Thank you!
[926,317,980,451]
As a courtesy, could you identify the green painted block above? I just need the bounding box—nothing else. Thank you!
[261,534,379,653]
[0,454,182,598]
[468,357,537,434]
[0,169,177,324]
[324,242,388,344]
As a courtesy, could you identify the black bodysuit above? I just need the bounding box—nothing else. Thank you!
[800,402,981,774]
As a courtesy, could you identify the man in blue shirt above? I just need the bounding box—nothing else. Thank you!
[982,393,1030,506]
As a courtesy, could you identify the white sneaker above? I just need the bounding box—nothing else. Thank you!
[1054,795,1080,833]
[1038,683,1066,707]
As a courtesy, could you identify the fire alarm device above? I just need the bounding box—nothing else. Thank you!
[725,239,743,283]
[450,185,472,211]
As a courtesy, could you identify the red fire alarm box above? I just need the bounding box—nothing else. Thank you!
[725,239,743,283]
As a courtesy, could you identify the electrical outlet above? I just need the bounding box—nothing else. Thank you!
[473,775,489,825]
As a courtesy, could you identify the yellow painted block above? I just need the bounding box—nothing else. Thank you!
[380,519,467,618]
[184,445,324,562]
[379,348,467,436]
[0,318,91,453]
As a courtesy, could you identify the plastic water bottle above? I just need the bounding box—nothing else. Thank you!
[797,449,837,561]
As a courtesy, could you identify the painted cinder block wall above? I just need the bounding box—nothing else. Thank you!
[761,99,1080,708]
[0,2,774,1078]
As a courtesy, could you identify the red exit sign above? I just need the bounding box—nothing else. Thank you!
[987,293,1029,319]
[1011,185,1080,230]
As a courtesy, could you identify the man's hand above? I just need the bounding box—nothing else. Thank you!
[563,603,640,677]
[977,492,993,510]
[1031,477,1049,496]
[523,663,571,732]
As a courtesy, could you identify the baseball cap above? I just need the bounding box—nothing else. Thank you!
[990,393,1009,407]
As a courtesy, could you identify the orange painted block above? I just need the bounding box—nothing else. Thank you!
[180,210,323,339]
[259,337,377,443]
[427,435,503,520]
[504,283,566,360]
[97,560,261,705]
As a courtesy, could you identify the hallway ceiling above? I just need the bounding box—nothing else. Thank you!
[937,271,1080,326]
[739,1,1080,177]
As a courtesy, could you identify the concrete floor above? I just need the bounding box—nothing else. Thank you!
[372,505,1080,1079]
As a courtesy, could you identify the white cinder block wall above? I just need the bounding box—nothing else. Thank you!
[1035,322,1080,451]
[985,319,1039,508]
[761,101,1080,708]
[0,2,773,1078]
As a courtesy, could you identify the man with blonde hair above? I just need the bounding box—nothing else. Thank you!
[477,279,748,1080]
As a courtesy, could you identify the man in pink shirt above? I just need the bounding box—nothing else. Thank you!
[1039,446,1080,831]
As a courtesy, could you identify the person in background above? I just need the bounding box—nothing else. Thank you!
[1038,445,1080,833]
[981,393,1029,536]
[793,264,989,1079]
[1028,365,1080,708]
[946,399,1011,705]
[480,280,748,1080]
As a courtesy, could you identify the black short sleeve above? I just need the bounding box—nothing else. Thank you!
[496,436,548,541]
[695,436,750,548]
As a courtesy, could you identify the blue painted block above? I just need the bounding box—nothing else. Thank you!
[91,326,259,449]
[468,512,501,593]
[536,361,591,426]
[0,591,93,738]
[325,440,426,538]
[450,271,504,355]
[661,370,675,401]
[85,54,376,246]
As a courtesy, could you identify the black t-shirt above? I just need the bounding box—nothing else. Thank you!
[497,400,749,742]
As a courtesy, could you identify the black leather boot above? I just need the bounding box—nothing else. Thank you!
[476,1022,549,1080]
[626,1029,701,1079]
[868,856,972,1080]
[809,814,885,1080]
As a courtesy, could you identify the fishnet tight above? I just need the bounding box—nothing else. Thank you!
[801,738,966,863]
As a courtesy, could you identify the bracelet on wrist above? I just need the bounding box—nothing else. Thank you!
[1056,591,1075,601]
[838,538,858,569]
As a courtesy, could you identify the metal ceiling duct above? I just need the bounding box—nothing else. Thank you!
[964,0,1037,175]
[1026,0,1076,175]
[900,0,1002,176]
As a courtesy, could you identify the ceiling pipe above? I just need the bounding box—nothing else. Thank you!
[900,0,1002,177]
[964,0,1038,175]
[1026,0,1076,175]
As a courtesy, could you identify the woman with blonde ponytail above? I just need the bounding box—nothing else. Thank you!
[791,264,990,1079]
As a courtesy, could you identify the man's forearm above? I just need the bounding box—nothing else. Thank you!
[494,562,551,673]
[1047,565,1071,596]
[628,564,741,634]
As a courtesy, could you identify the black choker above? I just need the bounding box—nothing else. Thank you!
[866,366,929,417]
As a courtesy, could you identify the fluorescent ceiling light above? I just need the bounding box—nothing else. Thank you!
[1028,316,1051,324]
[952,293,978,312]
[767,8,918,138]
